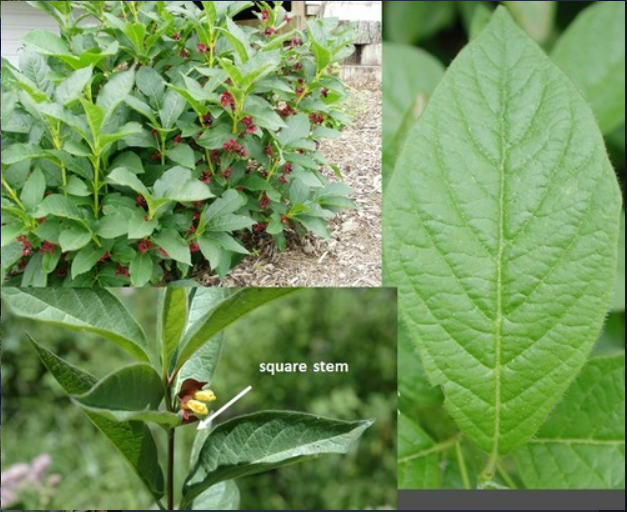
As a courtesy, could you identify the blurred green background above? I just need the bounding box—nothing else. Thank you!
[1,288,397,510]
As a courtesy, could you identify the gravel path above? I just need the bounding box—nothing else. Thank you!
[196,81,382,288]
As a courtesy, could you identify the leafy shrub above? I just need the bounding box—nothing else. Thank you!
[385,5,625,490]
[1,1,358,286]
[1,287,373,510]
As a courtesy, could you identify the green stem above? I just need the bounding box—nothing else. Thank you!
[455,441,471,490]
[160,134,167,166]
[93,157,101,218]
[497,461,518,490]
[1,174,27,211]
[165,380,175,510]
[156,499,167,511]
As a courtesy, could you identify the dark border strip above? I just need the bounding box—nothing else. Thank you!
[399,490,625,511]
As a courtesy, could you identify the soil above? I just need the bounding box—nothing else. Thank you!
[195,81,382,288]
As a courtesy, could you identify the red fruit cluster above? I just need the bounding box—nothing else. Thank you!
[221,91,235,110]
[280,105,296,117]
[197,43,209,53]
[281,215,290,225]
[151,152,162,160]
[138,240,154,254]
[40,241,57,254]
[242,116,257,134]
[296,86,305,97]
[264,145,274,156]
[136,195,147,208]
[291,37,303,47]
[172,32,181,41]
[211,150,221,163]
[174,134,183,144]
[202,113,214,126]
[321,88,330,97]
[283,163,294,174]
[254,223,267,233]
[260,193,271,209]
[99,251,111,263]
[115,263,130,277]
[180,48,190,58]
[309,112,325,125]
[294,63,304,71]
[201,171,212,183]
[279,175,290,185]
[17,236,33,257]
[261,10,270,22]
[190,241,201,253]
[223,139,248,157]
[264,27,276,36]
[223,167,232,180]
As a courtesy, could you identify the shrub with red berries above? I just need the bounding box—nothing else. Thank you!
[1,1,358,285]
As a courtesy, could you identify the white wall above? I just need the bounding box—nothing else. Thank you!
[1,1,59,67]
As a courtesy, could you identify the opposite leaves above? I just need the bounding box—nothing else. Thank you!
[384,6,622,480]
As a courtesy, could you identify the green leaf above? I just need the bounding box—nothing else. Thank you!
[107,166,151,198]
[188,481,240,511]
[20,168,46,211]
[71,244,108,279]
[59,224,92,252]
[130,252,155,287]
[167,144,196,169]
[398,413,441,489]
[176,289,298,369]
[22,30,69,56]
[21,252,47,287]
[154,229,191,266]
[30,338,165,500]
[203,190,246,224]
[1,142,45,165]
[160,288,189,373]
[1,243,23,282]
[552,1,625,134]
[72,363,179,427]
[174,332,223,394]
[160,89,188,129]
[128,210,158,240]
[514,355,625,489]
[1,288,150,362]
[206,214,255,233]
[153,167,213,202]
[125,21,147,53]
[384,7,622,465]
[125,95,160,126]
[100,122,143,150]
[382,43,444,191]
[503,1,555,44]
[612,213,625,312]
[1,223,23,248]
[278,114,311,147]
[221,17,251,63]
[136,66,166,105]
[33,194,84,221]
[183,412,373,502]
[96,69,136,121]
[55,66,93,106]
[384,1,455,44]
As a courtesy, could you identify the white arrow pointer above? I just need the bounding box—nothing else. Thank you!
[197,385,253,431]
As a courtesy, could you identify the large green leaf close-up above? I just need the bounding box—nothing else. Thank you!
[30,338,165,500]
[1,288,151,362]
[384,6,622,481]
[514,355,625,489]
[182,412,373,504]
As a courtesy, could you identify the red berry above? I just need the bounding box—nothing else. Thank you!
[264,27,276,37]
[190,241,201,253]
[174,134,183,144]
[291,37,303,47]
[261,10,270,22]
[279,175,290,185]
[136,195,147,207]
[99,251,111,263]
[202,114,213,126]
[151,152,162,160]
[159,247,169,258]
[180,48,190,58]
[221,91,235,108]
[172,32,181,41]
[254,223,267,233]
[296,87,305,97]
[115,264,130,277]
[283,163,294,174]
[223,167,232,180]
[197,43,208,53]
[264,145,274,156]
[242,116,254,127]
[193,211,201,221]
[281,215,290,224]
[260,193,271,209]
[321,88,330,97]
[201,171,212,183]
[137,240,154,254]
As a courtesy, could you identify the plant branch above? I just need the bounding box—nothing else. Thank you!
[1,174,27,211]
[455,441,471,490]
[168,428,175,510]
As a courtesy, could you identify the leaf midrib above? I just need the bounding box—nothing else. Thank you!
[528,438,625,446]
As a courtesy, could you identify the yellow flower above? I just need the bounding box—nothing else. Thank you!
[194,389,217,402]
[186,400,209,416]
